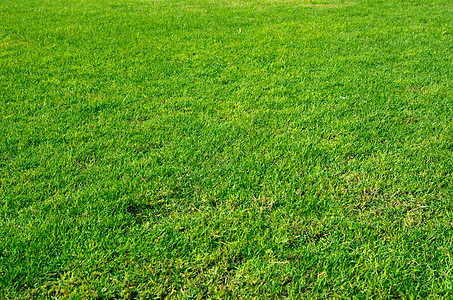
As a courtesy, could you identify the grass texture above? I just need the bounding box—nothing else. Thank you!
[1,0,453,298]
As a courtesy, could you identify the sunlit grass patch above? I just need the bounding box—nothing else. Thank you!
[1,0,452,298]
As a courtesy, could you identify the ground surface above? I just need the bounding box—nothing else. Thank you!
[1,0,453,298]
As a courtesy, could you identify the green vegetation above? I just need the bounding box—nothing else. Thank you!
[1,0,452,298]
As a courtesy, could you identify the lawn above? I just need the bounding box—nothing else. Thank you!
[1,0,453,298]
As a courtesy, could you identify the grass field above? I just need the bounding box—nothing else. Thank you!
[1,0,453,298]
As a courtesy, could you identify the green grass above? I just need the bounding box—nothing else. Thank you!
[1,0,453,298]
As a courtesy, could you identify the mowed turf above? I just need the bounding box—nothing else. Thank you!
[1,0,453,298]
